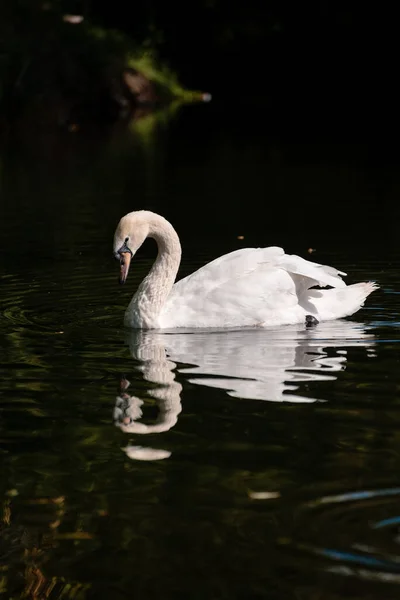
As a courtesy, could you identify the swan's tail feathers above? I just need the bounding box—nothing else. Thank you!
[308,281,379,320]
[338,281,379,318]
[347,281,379,313]
[360,281,380,296]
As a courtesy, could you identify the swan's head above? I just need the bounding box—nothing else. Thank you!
[113,212,150,284]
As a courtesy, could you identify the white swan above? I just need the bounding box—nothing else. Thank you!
[113,210,378,329]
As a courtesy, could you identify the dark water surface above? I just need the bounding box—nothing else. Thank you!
[1,105,400,599]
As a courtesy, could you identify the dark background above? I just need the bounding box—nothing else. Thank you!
[1,1,399,245]
[89,1,399,136]
[1,1,399,138]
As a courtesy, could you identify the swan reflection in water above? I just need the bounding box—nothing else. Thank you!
[114,320,375,460]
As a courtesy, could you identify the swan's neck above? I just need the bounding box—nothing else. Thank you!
[125,216,182,328]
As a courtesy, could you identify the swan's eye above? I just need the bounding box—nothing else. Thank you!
[116,238,133,258]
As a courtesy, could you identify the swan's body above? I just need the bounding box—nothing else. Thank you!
[113,210,377,329]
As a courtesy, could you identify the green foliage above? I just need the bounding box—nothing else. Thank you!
[0,2,193,122]
[127,52,194,100]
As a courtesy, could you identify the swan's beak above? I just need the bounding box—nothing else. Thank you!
[119,252,132,285]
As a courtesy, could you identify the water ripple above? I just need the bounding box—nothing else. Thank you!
[280,486,400,582]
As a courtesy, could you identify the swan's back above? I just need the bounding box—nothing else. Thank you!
[158,246,354,328]
[172,246,284,293]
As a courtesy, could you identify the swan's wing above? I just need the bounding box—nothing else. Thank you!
[173,247,346,294]
[277,254,347,288]
[174,246,286,293]
[160,247,347,328]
